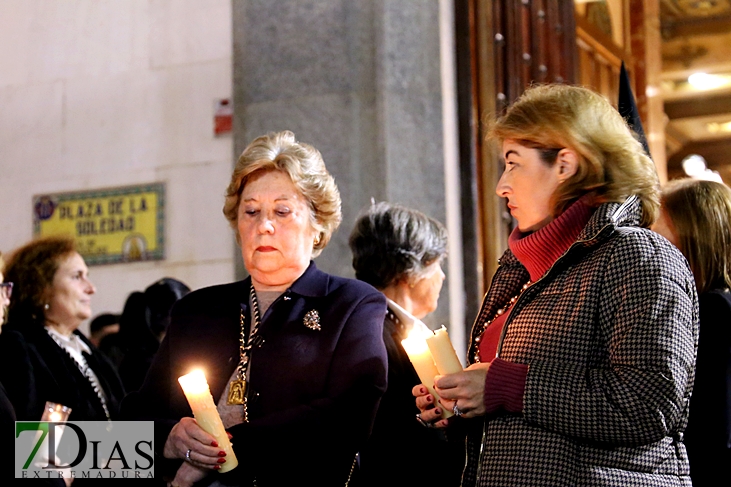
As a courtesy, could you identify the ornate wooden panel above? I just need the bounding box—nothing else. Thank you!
[492,0,578,112]
[457,0,660,301]
[468,0,578,291]
[575,6,630,108]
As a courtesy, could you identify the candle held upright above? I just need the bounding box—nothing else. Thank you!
[41,401,72,423]
[33,402,73,469]
[401,330,454,419]
[426,325,463,375]
[178,369,238,473]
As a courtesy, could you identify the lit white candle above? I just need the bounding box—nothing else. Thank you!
[41,401,72,423]
[401,329,454,419]
[35,402,72,468]
[426,325,463,375]
[178,369,238,473]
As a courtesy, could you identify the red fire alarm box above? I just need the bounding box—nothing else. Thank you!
[214,98,233,136]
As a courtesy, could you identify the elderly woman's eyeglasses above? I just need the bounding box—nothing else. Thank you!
[0,282,13,300]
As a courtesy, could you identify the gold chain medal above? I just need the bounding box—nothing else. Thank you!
[227,285,262,414]
[227,306,247,405]
[227,377,246,405]
[226,310,248,406]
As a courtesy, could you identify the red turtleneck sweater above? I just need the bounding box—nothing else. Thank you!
[479,196,594,414]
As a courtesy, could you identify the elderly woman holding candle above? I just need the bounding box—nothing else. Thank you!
[122,130,388,487]
[0,236,125,425]
[414,84,698,486]
[0,248,69,487]
[348,201,463,486]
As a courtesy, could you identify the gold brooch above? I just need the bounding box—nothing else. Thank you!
[303,310,321,331]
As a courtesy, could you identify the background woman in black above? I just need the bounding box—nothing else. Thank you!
[0,236,125,424]
[0,252,17,483]
[349,201,463,486]
[653,178,731,486]
[101,277,190,392]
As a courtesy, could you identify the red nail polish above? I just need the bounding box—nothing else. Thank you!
[214,465,221,470]
[426,395,433,403]
[211,441,219,447]
[435,409,442,415]
[420,387,426,394]
[217,458,226,464]
[218,451,226,457]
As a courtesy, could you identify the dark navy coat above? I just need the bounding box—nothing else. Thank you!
[122,262,388,486]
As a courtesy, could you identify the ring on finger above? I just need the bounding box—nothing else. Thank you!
[185,449,192,462]
[415,413,433,428]
[453,403,464,417]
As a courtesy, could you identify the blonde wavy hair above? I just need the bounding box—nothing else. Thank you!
[223,131,342,257]
[660,178,731,294]
[489,84,660,227]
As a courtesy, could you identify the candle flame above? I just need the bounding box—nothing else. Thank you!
[178,369,209,394]
[41,402,71,422]
[401,327,431,355]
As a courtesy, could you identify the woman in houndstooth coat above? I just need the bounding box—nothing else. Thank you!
[415,84,698,486]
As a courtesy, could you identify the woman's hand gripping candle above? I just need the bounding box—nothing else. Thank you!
[401,329,453,421]
[164,369,237,487]
[426,325,486,420]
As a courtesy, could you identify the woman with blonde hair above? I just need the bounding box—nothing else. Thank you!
[123,130,388,487]
[414,84,698,486]
[653,178,731,486]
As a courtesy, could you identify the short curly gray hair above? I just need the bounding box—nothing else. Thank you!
[349,202,447,289]
[223,131,342,257]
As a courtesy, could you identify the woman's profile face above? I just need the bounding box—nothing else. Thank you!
[45,252,96,329]
[496,140,562,233]
[408,261,445,319]
[238,170,318,290]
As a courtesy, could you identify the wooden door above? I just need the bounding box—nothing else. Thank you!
[459,0,579,295]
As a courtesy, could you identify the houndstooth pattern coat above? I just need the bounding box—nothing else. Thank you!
[462,197,699,487]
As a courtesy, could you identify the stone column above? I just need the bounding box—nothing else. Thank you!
[232,0,455,330]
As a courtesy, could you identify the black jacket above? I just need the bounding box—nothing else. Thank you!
[0,325,125,423]
[355,307,464,486]
[684,288,731,486]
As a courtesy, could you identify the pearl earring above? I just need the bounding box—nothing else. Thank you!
[44,304,50,310]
